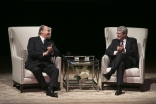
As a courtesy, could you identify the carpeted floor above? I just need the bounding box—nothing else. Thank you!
[0,73,156,104]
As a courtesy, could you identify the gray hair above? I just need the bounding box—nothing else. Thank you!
[38,25,46,35]
[117,26,128,35]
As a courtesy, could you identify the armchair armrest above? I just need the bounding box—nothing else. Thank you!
[101,54,110,74]
[101,54,110,82]
[11,54,25,84]
[139,55,145,84]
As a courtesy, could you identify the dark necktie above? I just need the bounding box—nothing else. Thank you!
[120,40,124,46]
[44,39,47,49]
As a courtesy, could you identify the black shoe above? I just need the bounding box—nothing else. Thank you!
[115,86,122,96]
[102,73,111,80]
[46,89,58,98]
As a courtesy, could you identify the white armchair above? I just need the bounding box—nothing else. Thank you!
[101,27,148,91]
[8,26,61,93]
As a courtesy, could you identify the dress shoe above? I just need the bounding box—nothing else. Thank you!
[46,89,58,98]
[102,73,111,80]
[115,86,122,96]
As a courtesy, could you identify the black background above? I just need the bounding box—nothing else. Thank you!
[0,0,155,73]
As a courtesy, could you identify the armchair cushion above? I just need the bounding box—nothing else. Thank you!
[25,69,49,78]
[106,67,140,77]
[21,50,28,62]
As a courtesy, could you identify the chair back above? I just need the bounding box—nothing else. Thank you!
[8,26,52,57]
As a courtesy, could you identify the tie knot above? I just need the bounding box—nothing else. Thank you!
[120,40,124,46]
[44,39,46,44]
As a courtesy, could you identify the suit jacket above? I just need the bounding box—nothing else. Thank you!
[25,36,60,70]
[105,37,139,67]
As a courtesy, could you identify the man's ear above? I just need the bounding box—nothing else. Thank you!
[41,30,44,34]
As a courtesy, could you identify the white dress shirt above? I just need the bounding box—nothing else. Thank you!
[40,36,46,56]
[40,36,45,44]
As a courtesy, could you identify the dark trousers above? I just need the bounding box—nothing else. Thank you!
[30,63,59,90]
[109,52,134,85]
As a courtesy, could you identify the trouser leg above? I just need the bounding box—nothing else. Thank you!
[109,53,125,74]
[43,64,59,91]
[117,61,125,85]
[31,66,47,88]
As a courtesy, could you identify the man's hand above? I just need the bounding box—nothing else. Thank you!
[47,44,53,53]
[43,50,49,56]
[116,45,125,53]
[117,46,121,52]
[120,46,125,52]
[43,44,53,56]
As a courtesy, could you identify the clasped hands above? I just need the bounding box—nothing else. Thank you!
[116,45,125,54]
[43,44,53,56]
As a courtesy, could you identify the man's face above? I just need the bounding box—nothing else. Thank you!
[116,30,126,41]
[41,26,51,39]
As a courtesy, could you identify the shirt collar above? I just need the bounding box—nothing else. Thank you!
[40,36,45,43]
[123,38,126,42]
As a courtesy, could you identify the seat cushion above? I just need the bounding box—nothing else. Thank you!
[25,69,49,78]
[104,76,141,83]
[23,77,50,84]
[106,67,140,77]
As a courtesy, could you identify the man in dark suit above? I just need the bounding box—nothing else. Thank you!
[102,26,138,95]
[25,25,60,98]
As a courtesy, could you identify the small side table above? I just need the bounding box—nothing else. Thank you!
[62,55,100,92]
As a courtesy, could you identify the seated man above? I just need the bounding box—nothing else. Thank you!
[102,26,138,95]
[25,25,60,98]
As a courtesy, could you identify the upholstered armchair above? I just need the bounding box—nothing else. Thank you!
[8,26,61,93]
[101,27,148,91]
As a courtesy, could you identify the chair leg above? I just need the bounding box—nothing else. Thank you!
[20,85,23,93]
[139,84,144,92]
[58,82,61,91]
[101,82,103,90]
